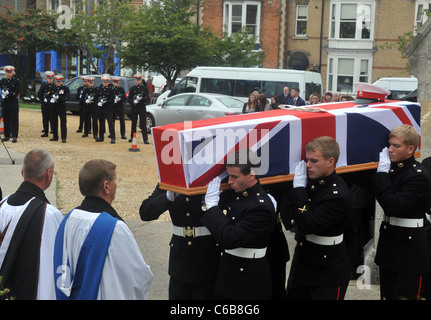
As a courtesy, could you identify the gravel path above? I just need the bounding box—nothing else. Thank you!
[7,108,169,221]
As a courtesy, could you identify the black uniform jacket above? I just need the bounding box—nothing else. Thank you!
[374,156,431,275]
[201,181,276,300]
[82,86,98,112]
[128,84,150,113]
[0,77,20,108]
[38,82,55,107]
[112,86,126,111]
[288,171,352,288]
[96,85,114,114]
[140,184,221,284]
[50,85,70,108]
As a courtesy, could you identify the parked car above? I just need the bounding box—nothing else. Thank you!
[146,93,244,131]
[63,75,135,116]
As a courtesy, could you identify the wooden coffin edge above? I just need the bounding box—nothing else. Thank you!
[159,151,421,195]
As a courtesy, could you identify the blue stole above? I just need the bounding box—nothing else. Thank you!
[54,210,117,300]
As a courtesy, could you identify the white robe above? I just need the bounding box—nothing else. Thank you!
[0,196,64,300]
[57,209,154,300]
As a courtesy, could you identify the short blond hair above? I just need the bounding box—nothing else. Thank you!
[389,124,419,150]
[305,136,340,164]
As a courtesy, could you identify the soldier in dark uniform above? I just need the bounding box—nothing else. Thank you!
[111,76,127,140]
[76,76,88,133]
[0,65,20,143]
[287,136,352,300]
[139,184,221,299]
[48,74,69,143]
[82,76,98,139]
[38,71,55,138]
[95,74,115,143]
[373,124,431,300]
[127,73,150,144]
[202,150,277,300]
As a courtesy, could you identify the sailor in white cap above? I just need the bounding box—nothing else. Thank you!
[38,71,55,137]
[127,73,150,144]
[112,76,127,140]
[49,74,69,143]
[81,76,98,139]
[95,74,115,143]
[0,65,20,143]
[354,82,392,104]
[76,76,88,133]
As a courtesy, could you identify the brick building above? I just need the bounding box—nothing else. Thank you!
[202,0,431,93]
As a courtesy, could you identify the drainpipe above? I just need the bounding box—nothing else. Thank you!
[319,0,324,73]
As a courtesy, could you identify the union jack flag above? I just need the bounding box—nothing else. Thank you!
[152,100,421,194]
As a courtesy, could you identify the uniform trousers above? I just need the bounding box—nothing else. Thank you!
[98,112,115,140]
[286,284,348,300]
[130,110,148,141]
[83,109,92,135]
[168,277,216,300]
[77,102,85,131]
[2,102,19,138]
[379,268,424,300]
[112,109,126,137]
[50,105,67,140]
[41,104,51,134]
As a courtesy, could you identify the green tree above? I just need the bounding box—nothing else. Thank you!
[121,0,264,85]
[0,6,65,95]
[64,0,135,74]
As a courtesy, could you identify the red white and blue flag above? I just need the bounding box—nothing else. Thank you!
[152,100,421,194]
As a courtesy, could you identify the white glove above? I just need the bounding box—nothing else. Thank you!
[44,98,48,103]
[133,99,138,104]
[166,190,177,202]
[205,177,221,210]
[2,89,8,99]
[85,98,90,104]
[377,147,391,173]
[293,160,307,188]
[114,96,120,103]
[136,95,142,101]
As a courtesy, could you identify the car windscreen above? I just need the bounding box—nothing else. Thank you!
[216,97,244,109]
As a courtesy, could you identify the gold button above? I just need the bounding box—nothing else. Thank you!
[323,255,327,259]
[242,191,248,197]
[408,236,412,240]
[256,192,260,196]
[185,197,190,202]
[240,268,244,272]
[222,209,227,215]
[384,225,387,230]
[186,212,190,217]
[398,162,404,168]
[311,185,315,190]
[259,199,264,203]
[236,196,240,200]
[188,241,192,246]
[220,252,223,256]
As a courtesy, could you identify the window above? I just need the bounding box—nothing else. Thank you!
[415,1,431,30]
[295,5,308,36]
[329,1,373,40]
[188,96,211,107]
[50,0,60,11]
[224,2,261,38]
[327,56,372,93]
[173,77,198,95]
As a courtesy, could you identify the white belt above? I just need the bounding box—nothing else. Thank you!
[172,225,211,237]
[306,234,343,246]
[385,216,424,228]
[225,247,267,259]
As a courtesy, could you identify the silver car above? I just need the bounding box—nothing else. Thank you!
[146,93,244,130]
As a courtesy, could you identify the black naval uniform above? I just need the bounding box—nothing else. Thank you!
[127,84,150,144]
[49,84,69,142]
[373,156,431,300]
[37,81,55,137]
[201,181,276,300]
[95,85,115,143]
[287,171,352,300]
[139,184,221,299]
[112,86,127,139]
[76,84,87,133]
[82,86,98,138]
[0,76,20,142]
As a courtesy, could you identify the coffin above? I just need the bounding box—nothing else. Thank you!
[151,100,421,195]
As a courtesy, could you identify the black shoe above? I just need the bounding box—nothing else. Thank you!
[96,138,104,142]
[12,137,17,143]
[82,134,88,137]
[121,136,127,140]
[50,138,58,141]
[41,134,48,137]
[76,129,82,133]
[111,139,115,144]
[128,138,132,142]
[144,139,149,144]
[3,137,9,141]
[62,139,66,143]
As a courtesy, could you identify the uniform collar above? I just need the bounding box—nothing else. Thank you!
[236,180,262,198]
[390,156,416,173]
[307,170,337,192]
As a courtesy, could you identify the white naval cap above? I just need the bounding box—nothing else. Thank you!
[354,82,391,103]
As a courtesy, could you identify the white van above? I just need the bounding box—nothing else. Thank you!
[168,66,322,102]
[373,77,417,100]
